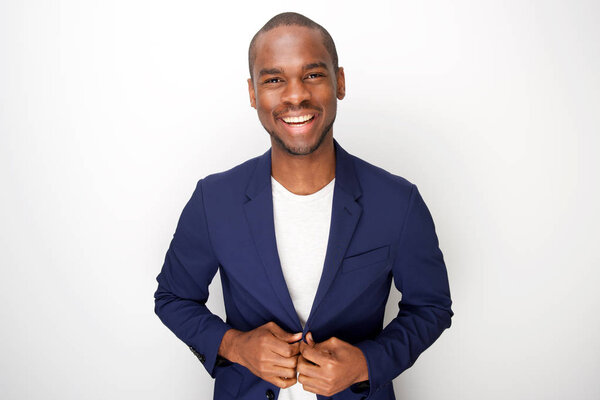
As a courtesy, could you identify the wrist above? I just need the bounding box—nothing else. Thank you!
[353,347,369,383]
[218,328,243,364]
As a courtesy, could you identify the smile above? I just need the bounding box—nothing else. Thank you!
[281,114,315,125]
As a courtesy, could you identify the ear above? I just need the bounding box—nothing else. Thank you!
[247,78,257,109]
[336,67,346,100]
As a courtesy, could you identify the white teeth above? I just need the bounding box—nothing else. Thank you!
[282,114,314,124]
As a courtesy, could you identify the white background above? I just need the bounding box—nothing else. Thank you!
[1,0,599,399]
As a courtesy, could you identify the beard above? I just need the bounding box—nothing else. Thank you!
[266,116,335,156]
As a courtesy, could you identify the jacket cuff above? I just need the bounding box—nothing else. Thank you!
[350,380,370,394]
[354,339,386,399]
[188,319,232,378]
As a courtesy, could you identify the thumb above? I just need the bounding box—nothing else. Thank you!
[269,323,302,343]
[306,332,315,346]
[287,331,303,343]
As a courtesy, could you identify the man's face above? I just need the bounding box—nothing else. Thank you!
[248,26,345,156]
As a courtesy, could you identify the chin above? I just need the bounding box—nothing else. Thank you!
[266,117,334,156]
[274,136,320,156]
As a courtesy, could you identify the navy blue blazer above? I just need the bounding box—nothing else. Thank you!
[154,139,453,400]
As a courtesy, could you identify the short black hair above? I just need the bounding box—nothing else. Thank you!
[248,12,339,81]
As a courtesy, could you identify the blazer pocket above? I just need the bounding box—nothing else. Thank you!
[342,245,390,273]
[214,363,243,398]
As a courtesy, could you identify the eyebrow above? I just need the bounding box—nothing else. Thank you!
[258,68,282,77]
[303,62,328,71]
[258,61,329,77]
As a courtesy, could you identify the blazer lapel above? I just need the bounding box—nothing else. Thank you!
[243,149,302,332]
[305,139,363,329]
[242,139,363,334]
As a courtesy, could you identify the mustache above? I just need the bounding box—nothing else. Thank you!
[274,104,321,118]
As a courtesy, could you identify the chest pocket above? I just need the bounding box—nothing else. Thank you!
[341,245,390,273]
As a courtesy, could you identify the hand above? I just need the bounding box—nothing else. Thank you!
[297,332,369,397]
[219,322,302,389]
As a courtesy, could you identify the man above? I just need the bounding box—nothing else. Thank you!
[154,12,453,400]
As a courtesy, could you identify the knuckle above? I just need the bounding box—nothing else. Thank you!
[276,379,288,389]
[323,385,335,396]
[285,377,297,387]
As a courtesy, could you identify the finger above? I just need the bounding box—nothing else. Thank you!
[299,340,311,357]
[296,355,321,378]
[289,340,302,356]
[313,337,341,355]
[285,331,303,343]
[269,339,301,359]
[289,332,304,344]
[300,343,329,366]
[306,332,315,345]
[269,352,300,369]
[271,375,298,389]
[266,365,298,379]
[267,323,302,343]
[297,373,327,394]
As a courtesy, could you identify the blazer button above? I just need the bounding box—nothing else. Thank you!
[189,346,206,363]
[265,389,275,400]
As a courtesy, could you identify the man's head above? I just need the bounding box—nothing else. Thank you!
[247,12,345,156]
[248,12,339,81]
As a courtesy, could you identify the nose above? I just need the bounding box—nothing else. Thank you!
[281,78,310,106]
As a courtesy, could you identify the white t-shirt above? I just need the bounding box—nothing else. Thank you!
[271,176,335,400]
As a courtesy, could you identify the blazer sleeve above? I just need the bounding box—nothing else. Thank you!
[355,184,453,398]
[154,179,232,378]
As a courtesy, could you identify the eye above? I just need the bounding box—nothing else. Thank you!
[263,77,282,84]
[306,73,324,79]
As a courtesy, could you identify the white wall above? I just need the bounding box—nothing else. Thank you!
[1,1,598,399]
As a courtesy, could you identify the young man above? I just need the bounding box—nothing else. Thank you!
[154,12,453,400]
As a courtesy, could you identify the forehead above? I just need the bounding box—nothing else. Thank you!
[252,26,332,75]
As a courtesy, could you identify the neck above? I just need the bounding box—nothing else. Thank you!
[270,137,336,195]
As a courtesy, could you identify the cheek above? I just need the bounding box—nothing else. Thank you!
[320,92,338,113]
[314,86,337,105]
[256,89,278,106]
[255,101,276,127]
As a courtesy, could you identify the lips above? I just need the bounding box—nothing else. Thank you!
[281,114,315,125]
[277,113,318,134]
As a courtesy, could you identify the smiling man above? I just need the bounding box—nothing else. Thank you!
[154,12,453,400]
